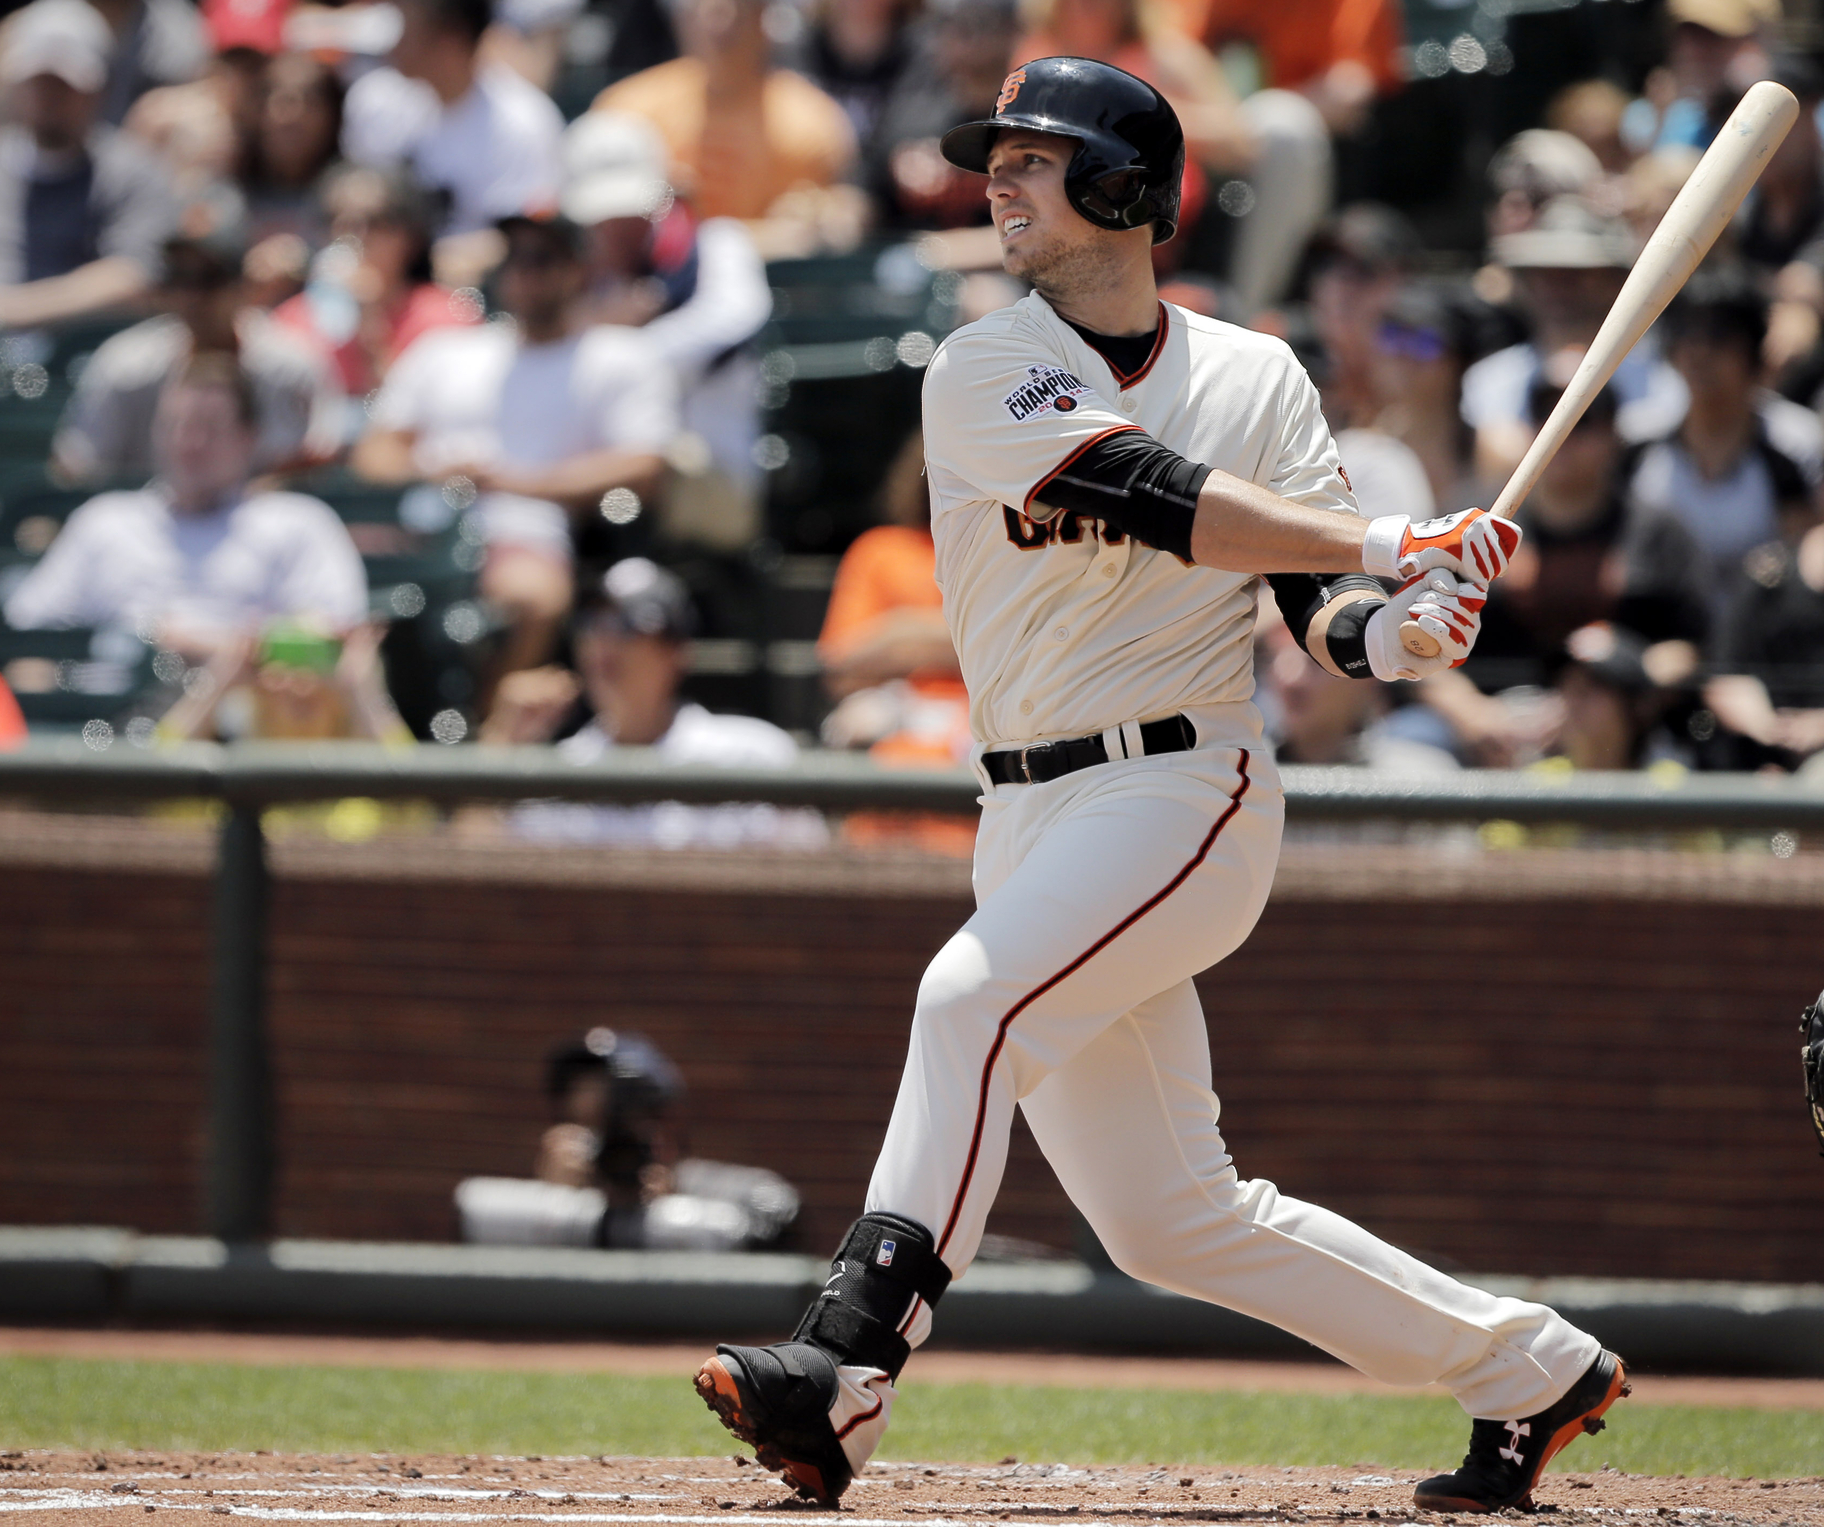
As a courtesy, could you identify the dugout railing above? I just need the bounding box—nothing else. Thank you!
[3,735,1823,1245]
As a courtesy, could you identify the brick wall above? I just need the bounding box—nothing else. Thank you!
[1,816,1821,1283]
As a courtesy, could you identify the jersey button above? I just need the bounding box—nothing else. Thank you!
[1053,626,1069,641]
[1019,699,1033,715]
[1102,563,1116,577]
[1120,395,1137,414]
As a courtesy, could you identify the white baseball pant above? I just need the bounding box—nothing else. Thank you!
[862,716,1599,1424]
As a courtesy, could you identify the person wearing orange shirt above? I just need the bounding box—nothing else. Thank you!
[1015,0,1363,310]
[592,0,860,255]
[819,432,975,851]
[0,674,25,749]
[820,431,969,764]
[1174,0,1403,309]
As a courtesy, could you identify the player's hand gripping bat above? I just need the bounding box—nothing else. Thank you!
[1398,78,1801,660]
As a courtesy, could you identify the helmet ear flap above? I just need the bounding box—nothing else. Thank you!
[1074,167,1152,230]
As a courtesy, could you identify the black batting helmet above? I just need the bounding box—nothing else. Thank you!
[940,57,1185,245]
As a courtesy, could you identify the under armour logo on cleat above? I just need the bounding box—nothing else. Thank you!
[1499,1421,1531,1464]
[876,1240,896,1267]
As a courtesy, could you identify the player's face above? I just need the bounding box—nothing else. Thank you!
[985,130,1097,283]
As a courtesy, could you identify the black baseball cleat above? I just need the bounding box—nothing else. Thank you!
[1414,1350,1631,1513]
[694,1342,855,1506]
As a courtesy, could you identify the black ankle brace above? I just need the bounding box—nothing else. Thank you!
[793,1212,951,1380]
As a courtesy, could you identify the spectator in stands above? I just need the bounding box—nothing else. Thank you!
[591,0,859,252]
[6,353,367,657]
[85,0,207,124]
[1627,0,1776,155]
[1301,202,1417,429]
[1483,129,1601,246]
[1627,268,1823,610]
[353,212,678,684]
[1551,621,1694,771]
[1186,0,1403,310]
[1422,364,1711,765]
[341,0,565,239]
[1011,0,1251,183]
[867,0,1018,233]
[0,0,177,330]
[819,430,968,766]
[1255,613,1456,771]
[1463,195,1687,483]
[493,559,828,849]
[1705,512,1824,773]
[1739,59,1824,379]
[273,165,481,398]
[0,674,23,748]
[239,51,346,253]
[1546,80,1633,177]
[53,218,345,483]
[562,113,771,552]
[790,0,921,176]
[1363,280,1485,514]
[119,0,274,206]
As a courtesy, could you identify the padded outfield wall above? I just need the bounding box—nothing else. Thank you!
[1,809,1820,1284]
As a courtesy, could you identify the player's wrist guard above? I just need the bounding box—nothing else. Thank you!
[793,1212,951,1380]
[1362,509,1523,584]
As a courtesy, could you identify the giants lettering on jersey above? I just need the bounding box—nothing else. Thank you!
[1002,365,1092,422]
[1003,505,1127,549]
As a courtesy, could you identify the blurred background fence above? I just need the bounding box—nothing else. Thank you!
[2,743,1821,1290]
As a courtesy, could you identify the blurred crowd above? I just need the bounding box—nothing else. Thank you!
[1,0,1824,812]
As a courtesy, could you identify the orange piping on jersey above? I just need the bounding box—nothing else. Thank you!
[1023,424,1146,517]
[1113,303,1170,388]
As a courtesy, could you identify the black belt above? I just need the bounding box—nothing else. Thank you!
[983,714,1196,786]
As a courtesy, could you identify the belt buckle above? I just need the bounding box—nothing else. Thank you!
[1017,741,1054,783]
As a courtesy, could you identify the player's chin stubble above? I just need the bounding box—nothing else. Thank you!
[1009,227,1137,311]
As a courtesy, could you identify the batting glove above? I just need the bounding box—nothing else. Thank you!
[1364,570,1487,681]
[1361,508,1523,585]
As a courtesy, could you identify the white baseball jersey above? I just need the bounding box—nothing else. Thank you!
[921,293,1358,749]
[829,297,1598,1490]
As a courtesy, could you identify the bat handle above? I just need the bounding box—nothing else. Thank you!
[1398,620,1442,661]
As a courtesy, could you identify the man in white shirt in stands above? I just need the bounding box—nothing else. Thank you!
[562,112,772,551]
[6,353,366,655]
[501,557,826,849]
[341,0,564,239]
[354,210,680,687]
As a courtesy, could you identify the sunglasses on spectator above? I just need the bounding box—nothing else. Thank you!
[1376,323,1447,363]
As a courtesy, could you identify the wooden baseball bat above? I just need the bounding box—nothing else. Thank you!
[1399,78,1801,659]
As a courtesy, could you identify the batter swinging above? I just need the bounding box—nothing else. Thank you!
[696,57,1628,1515]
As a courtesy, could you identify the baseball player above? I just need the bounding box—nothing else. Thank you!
[696,57,1627,1514]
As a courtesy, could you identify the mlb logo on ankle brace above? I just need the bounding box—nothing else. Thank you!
[876,1241,896,1266]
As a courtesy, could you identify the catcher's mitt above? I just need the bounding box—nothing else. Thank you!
[1804,989,1824,1157]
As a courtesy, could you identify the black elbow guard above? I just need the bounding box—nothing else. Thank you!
[1033,430,1212,560]
[1265,572,1385,679]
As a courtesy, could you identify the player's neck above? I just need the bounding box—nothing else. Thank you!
[1037,254,1159,338]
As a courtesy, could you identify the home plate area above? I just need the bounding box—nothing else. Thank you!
[1,1455,1820,1527]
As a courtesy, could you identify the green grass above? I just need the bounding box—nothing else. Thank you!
[0,1356,1819,1479]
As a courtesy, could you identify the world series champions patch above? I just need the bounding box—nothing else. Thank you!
[1002,365,1093,421]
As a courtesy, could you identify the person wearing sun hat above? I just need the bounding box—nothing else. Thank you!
[1462,194,1688,485]
[563,110,771,551]
[0,0,177,328]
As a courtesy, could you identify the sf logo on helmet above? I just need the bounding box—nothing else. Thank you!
[996,69,1027,113]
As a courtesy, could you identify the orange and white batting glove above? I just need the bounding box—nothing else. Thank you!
[1364,570,1487,681]
[1361,508,1523,585]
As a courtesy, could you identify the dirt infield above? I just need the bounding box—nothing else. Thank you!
[2,1450,1821,1527]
